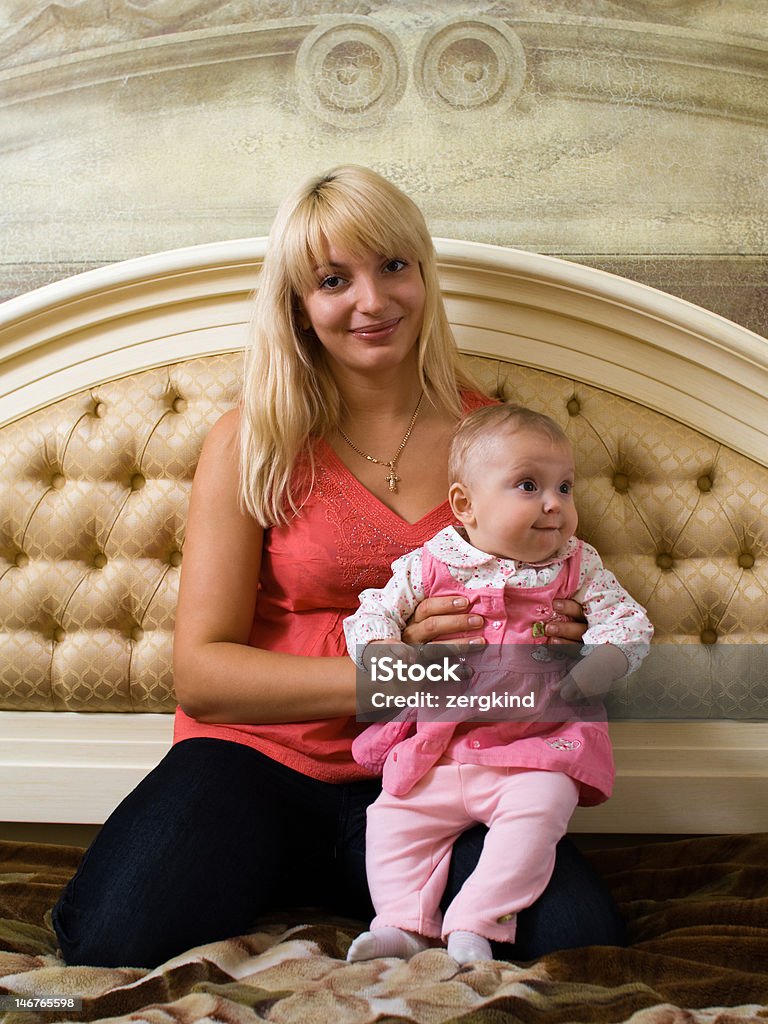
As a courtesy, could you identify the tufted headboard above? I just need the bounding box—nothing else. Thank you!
[1,239,767,834]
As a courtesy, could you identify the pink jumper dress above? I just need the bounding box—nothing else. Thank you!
[356,541,614,943]
[353,540,615,806]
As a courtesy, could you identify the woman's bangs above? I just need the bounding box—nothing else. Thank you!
[282,213,326,298]
[288,191,427,296]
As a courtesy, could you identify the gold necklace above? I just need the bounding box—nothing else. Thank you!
[337,393,425,494]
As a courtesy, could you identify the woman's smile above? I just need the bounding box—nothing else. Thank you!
[350,317,403,340]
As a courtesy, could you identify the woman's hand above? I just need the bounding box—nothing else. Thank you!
[400,596,588,646]
[401,595,485,647]
[546,599,588,644]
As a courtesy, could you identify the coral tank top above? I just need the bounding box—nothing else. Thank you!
[173,392,493,782]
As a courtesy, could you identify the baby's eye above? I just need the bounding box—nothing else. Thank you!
[516,480,537,493]
[560,482,573,495]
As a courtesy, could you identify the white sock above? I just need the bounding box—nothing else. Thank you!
[346,926,430,962]
[447,930,492,965]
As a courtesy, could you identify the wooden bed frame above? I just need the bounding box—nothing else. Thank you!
[1,238,766,834]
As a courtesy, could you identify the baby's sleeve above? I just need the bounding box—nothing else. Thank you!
[343,549,427,668]
[576,544,654,675]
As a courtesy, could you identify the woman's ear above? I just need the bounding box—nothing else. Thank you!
[449,481,475,526]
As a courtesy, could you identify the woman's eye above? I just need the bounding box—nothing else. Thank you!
[384,258,408,273]
[319,274,345,290]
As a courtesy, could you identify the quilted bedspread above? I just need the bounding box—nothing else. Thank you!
[1,833,767,1023]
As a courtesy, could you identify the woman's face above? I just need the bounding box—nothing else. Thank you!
[300,245,426,379]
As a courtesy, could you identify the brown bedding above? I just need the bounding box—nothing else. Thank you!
[1,833,767,1023]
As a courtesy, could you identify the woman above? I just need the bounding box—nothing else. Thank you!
[52,166,625,969]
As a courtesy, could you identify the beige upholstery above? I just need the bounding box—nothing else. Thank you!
[2,353,767,717]
[1,356,241,712]
[1,238,766,831]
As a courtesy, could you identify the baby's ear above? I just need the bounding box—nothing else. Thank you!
[449,481,475,525]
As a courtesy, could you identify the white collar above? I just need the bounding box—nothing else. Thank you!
[426,525,577,570]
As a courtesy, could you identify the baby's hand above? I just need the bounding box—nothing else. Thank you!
[361,639,415,674]
[557,670,613,704]
[557,645,628,703]
[362,638,473,683]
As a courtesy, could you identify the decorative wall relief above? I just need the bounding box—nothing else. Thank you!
[413,17,526,115]
[296,19,407,127]
[293,15,528,125]
[0,2,765,337]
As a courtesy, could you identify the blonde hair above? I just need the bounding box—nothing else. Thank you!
[448,404,570,485]
[240,164,480,526]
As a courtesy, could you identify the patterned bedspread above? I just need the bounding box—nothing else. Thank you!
[1,833,767,1023]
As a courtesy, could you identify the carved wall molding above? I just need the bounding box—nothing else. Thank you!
[515,17,768,126]
[414,16,526,115]
[1,13,766,126]
[0,21,310,108]
[1,5,764,307]
[295,18,407,127]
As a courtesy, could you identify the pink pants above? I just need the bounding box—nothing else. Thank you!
[366,760,579,943]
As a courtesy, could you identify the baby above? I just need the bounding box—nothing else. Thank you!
[343,403,653,965]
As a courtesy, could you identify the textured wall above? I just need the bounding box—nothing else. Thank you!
[1,0,766,335]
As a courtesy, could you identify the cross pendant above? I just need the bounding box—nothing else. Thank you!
[386,468,400,493]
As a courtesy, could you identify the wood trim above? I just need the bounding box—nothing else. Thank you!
[572,722,768,834]
[1,238,767,463]
[1,712,765,833]
[0,712,173,825]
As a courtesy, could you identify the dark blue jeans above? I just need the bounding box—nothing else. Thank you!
[52,738,625,968]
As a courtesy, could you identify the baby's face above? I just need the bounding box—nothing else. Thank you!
[451,428,578,563]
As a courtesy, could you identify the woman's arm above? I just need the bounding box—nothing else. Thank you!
[172,409,356,725]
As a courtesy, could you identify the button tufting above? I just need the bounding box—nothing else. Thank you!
[738,553,755,569]
[612,472,629,493]
[168,550,183,567]
[697,474,713,492]
[131,626,145,643]
[566,397,580,416]
[93,401,107,418]
[50,473,66,490]
[53,627,66,643]
[130,473,146,491]
[656,553,674,571]
[14,552,29,568]
[700,628,718,645]
[172,396,187,413]
[93,553,108,569]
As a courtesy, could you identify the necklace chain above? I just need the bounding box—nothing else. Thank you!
[337,393,425,494]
